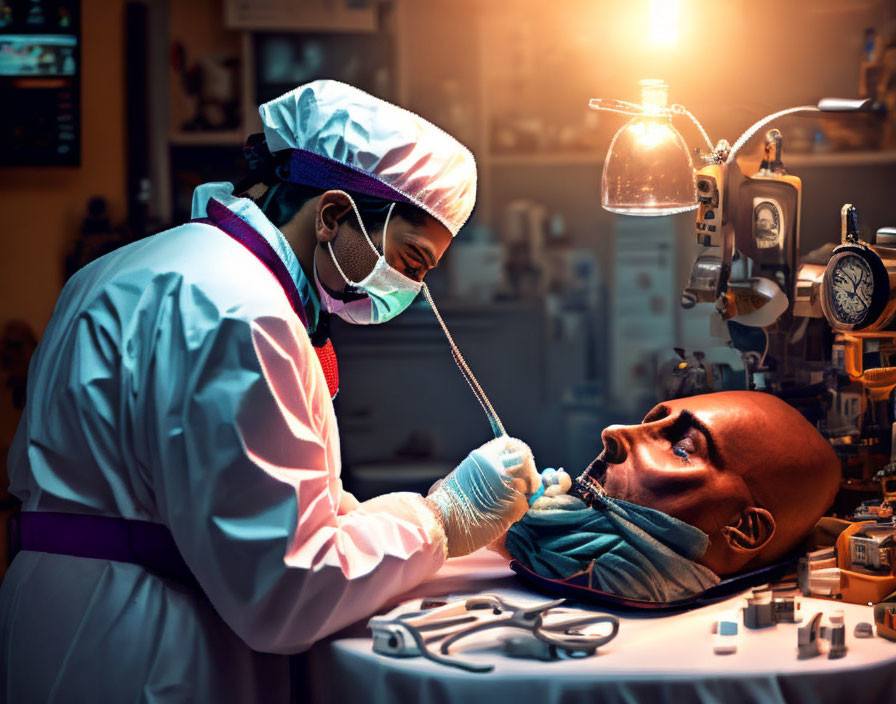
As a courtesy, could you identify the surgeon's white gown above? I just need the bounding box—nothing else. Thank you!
[0,184,447,703]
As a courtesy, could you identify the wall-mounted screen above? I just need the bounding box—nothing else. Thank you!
[0,0,80,166]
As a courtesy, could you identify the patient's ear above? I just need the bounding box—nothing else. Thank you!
[721,507,776,554]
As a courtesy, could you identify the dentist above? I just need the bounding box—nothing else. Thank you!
[0,80,537,703]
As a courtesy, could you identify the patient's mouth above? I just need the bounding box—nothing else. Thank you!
[571,455,608,505]
[585,455,608,484]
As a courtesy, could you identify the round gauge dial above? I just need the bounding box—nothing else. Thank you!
[829,253,874,325]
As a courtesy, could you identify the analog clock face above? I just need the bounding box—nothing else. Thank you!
[830,254,874,325]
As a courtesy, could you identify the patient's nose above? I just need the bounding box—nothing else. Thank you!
[601,427,628,464]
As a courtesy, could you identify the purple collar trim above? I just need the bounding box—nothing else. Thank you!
[197,198,310,329]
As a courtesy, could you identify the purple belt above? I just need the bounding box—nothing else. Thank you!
[15,511,199,589]
[13,201,316,589]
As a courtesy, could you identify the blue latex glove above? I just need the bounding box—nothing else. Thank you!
[428,437,537,557]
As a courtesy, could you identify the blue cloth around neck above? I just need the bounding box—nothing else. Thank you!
[505,494,720,603]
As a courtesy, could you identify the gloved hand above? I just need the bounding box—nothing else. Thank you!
[426,436,538,558]
[489,466,574,559]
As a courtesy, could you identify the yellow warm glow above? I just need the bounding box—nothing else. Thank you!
[648,0,679,47]
[639,78,668,113]
[632,120,669,149]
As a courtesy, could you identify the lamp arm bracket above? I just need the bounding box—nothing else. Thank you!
[587,98,645,116]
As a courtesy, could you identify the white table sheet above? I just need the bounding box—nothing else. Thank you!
[305,550,896,704]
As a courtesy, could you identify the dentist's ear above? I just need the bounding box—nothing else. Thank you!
[316,190,354,243]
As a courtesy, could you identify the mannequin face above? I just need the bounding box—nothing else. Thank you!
[582,391,841,576]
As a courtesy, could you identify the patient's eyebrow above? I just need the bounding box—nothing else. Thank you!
[646,406,721,465]
[642,405,670,424]
[677,410,721,466]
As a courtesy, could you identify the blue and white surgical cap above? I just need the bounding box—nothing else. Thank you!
[258,80,477,236]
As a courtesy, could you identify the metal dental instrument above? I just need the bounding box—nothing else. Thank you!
[438,595,619,657]
[369,593,620,673]
[421,284,507,438]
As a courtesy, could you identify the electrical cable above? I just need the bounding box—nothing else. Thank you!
[670,104,714,152]
[759,328,770,369]
[727,106,819,163]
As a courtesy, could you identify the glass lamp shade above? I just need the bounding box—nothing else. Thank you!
[601,113,698,217]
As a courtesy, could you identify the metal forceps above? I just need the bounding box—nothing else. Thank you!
[369,594,619,673]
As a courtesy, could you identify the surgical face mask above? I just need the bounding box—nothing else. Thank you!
[315,196,422,325]
[315,193,508,441]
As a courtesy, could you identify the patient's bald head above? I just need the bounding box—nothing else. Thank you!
[587,391,841,576]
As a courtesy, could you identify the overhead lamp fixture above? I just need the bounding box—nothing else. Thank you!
[590,79,703,217]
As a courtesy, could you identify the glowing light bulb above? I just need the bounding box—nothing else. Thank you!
[601,80,697,217]
[633,121,669,149]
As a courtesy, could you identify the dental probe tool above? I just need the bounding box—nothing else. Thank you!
[422,284,507,439]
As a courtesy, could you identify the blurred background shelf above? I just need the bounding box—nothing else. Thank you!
[786,149,896,167]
